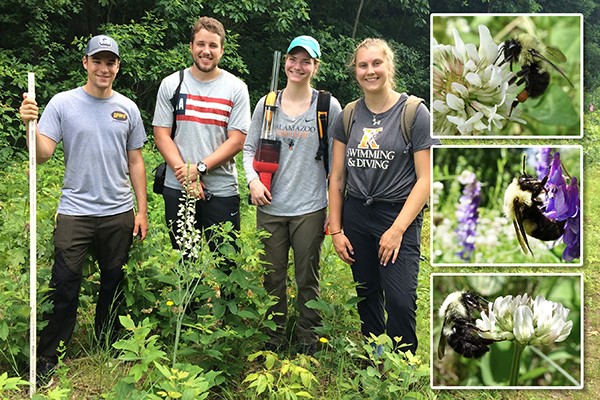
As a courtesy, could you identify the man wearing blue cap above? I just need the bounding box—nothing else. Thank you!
[243,35,341,355]
[19,34,148,385]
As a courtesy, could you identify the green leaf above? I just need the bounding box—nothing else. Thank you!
[0,322,9,340]
[119,315,136,330]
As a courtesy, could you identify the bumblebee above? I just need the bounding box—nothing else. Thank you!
[438,291,496,359]
[503,156,565,256]
[497,33,574,113]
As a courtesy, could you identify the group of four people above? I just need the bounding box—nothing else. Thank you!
[19,15,437,383]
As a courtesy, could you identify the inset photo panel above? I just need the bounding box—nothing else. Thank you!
[431,13,582,138]
[431,273,583,389]
[431,145,582,266]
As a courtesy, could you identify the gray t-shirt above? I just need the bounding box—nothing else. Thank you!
[38,87,147,216]
[330,94,439,201]
[152,68,251,196]
[243,90,342,216]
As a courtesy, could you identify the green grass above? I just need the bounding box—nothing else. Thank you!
[1,126,599,398]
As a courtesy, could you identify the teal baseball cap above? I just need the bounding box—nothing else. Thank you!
[287,35,321,58]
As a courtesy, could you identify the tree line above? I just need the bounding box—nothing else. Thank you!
[1,0,599,158]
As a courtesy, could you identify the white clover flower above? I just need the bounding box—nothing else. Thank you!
[513,305,535,344]
[529,295,573,346]
[476,293,573,346]
[432,25,522,136]
[476,299,514,341]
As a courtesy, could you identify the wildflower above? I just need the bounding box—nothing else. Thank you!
[543,152,581,260]
[513,305,535,344]
[476,293,572,346]
[530,295,573,345]
[533,147,552,180]
[432,25,521,135]
[455,171,481,261]
[562,178,580,261]
[432,181,444,206]
[166,300,174,307]
[544,152,568,220]
[319,337,329,344]
[175,179,202,259]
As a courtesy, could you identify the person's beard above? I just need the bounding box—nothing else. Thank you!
[194,57,217,73]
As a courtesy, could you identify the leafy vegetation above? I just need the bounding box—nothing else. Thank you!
[1,0,600,399]
[0,149,434,399]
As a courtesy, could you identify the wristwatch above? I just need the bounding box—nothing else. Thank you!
[197,162,208,175]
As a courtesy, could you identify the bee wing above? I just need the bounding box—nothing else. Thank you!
[472,292,491,311]
[544,46,568,64]
[437,323,448,359]
[512,199,534,256]
[530,47,574,88]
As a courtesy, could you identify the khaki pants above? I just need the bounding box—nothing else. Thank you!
[257,208,326,346]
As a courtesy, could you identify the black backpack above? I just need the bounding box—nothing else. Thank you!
[315,90,332,175]
[152,69,185,194]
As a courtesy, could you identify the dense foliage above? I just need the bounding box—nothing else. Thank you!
[3,0,600,158]
[2,1,600,398]
[0,154,434,398]
[0,0,433,158]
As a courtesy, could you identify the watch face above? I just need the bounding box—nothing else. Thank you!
[197,163,207,174]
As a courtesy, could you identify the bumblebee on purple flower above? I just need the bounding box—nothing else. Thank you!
[504,150,580,261]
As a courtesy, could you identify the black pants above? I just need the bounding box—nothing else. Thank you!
[343,196,422,354]
[38,210,134,362]
[163,186,240,269]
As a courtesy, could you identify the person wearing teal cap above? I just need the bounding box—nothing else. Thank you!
[243,35,341,355]
[287,35,321,58]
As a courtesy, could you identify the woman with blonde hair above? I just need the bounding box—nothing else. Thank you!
[328,38,438,354]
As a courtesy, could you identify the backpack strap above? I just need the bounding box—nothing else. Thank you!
[400,94,424,153]
[262,89,282,119]
[169,69,185,139]
[342,100,359,140]
[315,90,331,174]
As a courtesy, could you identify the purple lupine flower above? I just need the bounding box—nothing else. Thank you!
[543,152,580,261]
[544,152,568,220]
[534,147,552,180]
[562,177,580,261]
[455,171,481,261]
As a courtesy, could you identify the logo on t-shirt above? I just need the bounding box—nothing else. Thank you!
[347,127,395,170]
[111,111,128,121]
[357,127,383,150]
[176,94,232,128]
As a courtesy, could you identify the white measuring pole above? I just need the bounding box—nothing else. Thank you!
[28,72,37,396]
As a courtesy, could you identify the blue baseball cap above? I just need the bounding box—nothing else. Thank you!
[287,35,321,58]
[85,35,120,58]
